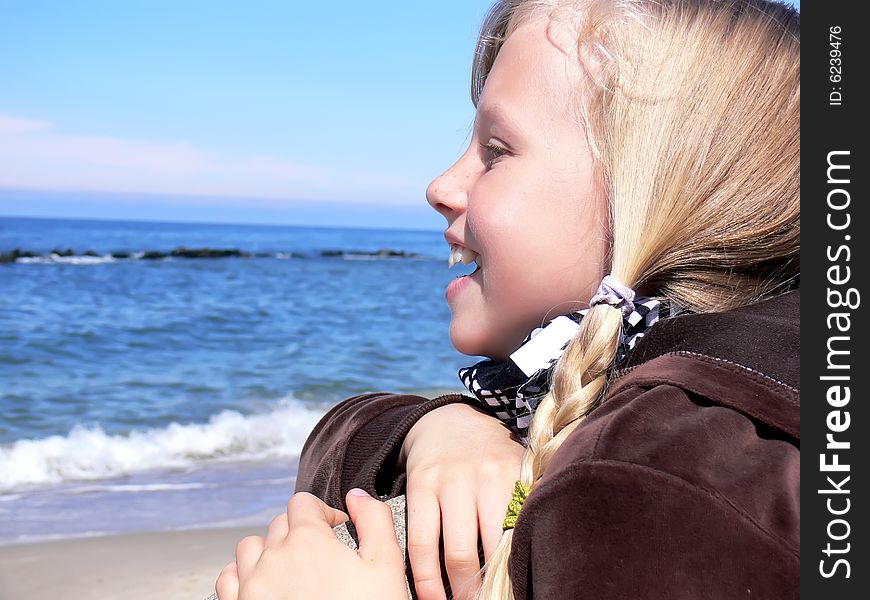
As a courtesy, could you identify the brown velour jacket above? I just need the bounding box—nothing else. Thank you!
[295,290,800,599]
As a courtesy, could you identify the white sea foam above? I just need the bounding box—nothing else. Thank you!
[68,482,212,494]
[343,254,379,261]
[16,254,117,265]
[0,398,326,491]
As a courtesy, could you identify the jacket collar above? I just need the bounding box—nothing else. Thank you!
[622,290,800,391]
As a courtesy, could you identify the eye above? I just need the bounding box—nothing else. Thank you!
[480,141,510,170]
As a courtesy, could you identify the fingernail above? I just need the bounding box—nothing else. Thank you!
[349,488,370,497]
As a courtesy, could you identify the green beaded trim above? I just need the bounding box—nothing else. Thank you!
[502,481,532,530]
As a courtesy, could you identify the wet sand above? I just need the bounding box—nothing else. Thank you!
[0,526,255,600]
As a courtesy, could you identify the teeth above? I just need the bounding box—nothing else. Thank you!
[448,244,480,269]
[449,245,461,267]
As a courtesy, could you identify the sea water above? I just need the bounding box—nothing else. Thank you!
[0,216,475,543]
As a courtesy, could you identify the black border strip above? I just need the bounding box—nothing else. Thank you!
[802,1,868,596]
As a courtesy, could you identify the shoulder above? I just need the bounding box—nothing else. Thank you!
[509,354,799,598]
[547,291,801,483]
[528,349,800,550]
[513,441,799,598]
[506,295,801,598]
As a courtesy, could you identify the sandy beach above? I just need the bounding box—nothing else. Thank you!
[0,526,256,600]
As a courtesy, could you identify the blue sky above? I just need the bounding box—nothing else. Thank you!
[0,0,799,230]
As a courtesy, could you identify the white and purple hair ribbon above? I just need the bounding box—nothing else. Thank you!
[589,274,635,317]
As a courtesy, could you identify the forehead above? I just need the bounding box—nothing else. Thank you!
[476,20,578,131]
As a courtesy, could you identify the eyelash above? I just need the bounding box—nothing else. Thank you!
[481,142,509,169]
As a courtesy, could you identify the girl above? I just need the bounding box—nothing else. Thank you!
[216,0,800,598]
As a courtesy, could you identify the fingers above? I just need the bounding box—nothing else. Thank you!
[285,492,349,533]
[478,511,505,564]
[215,561,239,600]
[440,487,482,600]
[477,484,511,561]
[265,512,289,548]
[224,495,354,600]
[407,488,447,600]
[234,536,264,581]
[345,488,403,564]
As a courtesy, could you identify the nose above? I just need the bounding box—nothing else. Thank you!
[426,160,468,220]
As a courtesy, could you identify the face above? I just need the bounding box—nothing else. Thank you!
[427,19,609,361]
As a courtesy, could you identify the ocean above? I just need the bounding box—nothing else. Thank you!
[0,216,474,543]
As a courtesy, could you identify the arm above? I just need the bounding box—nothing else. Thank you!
[295,392,469,510]
[295,391,525,600]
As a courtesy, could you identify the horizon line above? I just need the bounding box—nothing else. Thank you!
[0,212,443,234]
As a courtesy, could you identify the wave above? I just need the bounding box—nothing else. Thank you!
[66,482,213,494]
[16,254,118,265]
[0,398,327,491]
[60,476,294,495]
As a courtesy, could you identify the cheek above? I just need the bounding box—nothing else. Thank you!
[459,161,608,355]
[479,230,587,330]
[482,191,606,305]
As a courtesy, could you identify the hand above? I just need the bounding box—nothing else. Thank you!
[215,490,407,600]
[399,403,525,600]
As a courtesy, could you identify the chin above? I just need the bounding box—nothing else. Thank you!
[449,321,510,362]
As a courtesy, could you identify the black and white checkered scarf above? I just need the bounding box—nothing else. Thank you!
[459,298,669,435]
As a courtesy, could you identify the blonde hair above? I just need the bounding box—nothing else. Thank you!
[471,1,800,598]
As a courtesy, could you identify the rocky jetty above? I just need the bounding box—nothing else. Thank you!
[0,248,37,263]
[1,246,423,264]
[140,247,252,260]
[319,248,420,258]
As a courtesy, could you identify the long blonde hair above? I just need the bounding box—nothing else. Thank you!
[471,1,800,598]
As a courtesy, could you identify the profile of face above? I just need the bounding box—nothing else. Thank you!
[427,19,609,361]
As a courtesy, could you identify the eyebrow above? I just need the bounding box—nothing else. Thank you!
[475,103,525,139]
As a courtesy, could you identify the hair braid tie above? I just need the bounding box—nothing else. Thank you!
[502,480,532,530]
[589,274,636,316]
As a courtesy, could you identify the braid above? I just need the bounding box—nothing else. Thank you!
[478,305,623,599]
[529,306,622,475]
